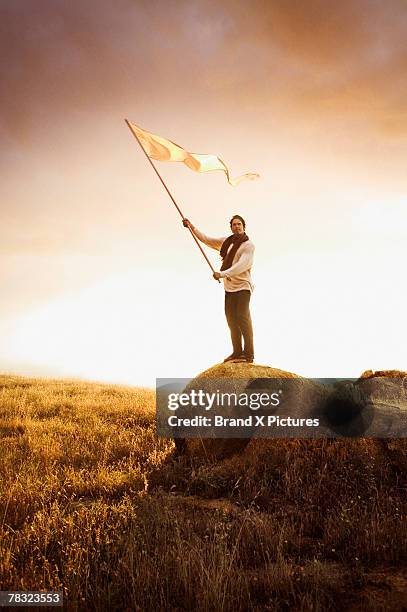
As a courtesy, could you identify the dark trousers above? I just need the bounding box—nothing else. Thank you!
[224,290,254,358]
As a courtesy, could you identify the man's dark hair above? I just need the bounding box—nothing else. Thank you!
[230,214,246,230]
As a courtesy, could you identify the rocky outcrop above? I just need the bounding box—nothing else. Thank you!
[174,363,406,459]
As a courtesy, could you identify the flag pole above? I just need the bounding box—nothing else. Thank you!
[125,119,220,281]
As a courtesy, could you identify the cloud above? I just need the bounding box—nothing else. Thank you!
[1,0,406,257]
[1,0,406,145]
[0,1,188,144]
[218,0,407,134]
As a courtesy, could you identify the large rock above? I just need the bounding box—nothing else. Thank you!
[176,361,325,459]
[175,363,407,460]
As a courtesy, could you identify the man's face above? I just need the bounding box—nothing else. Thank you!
[231,218,244,235]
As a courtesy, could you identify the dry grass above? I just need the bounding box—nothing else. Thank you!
[0,373,406,611]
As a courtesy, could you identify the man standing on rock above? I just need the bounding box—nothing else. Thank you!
[183,215,255,363]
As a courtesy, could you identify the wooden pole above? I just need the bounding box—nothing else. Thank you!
[125,119,220,280]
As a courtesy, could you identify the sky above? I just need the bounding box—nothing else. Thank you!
[1,0,406,387]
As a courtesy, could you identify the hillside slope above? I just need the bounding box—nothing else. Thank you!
[0,373,406,611]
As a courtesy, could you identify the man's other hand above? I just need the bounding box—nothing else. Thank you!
[182,218,192,228]
[213,272,221,280]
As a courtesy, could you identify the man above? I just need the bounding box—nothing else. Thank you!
[183,215,255,363]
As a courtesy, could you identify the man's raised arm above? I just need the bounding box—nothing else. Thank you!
[182,218,226,252]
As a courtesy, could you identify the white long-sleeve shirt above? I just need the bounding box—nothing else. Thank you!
[191,225,255,293]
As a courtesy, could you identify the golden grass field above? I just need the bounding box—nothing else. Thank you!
[0,373,406,611]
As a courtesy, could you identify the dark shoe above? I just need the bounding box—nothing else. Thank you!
[234,355,254,363]
[223,352,244,363]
